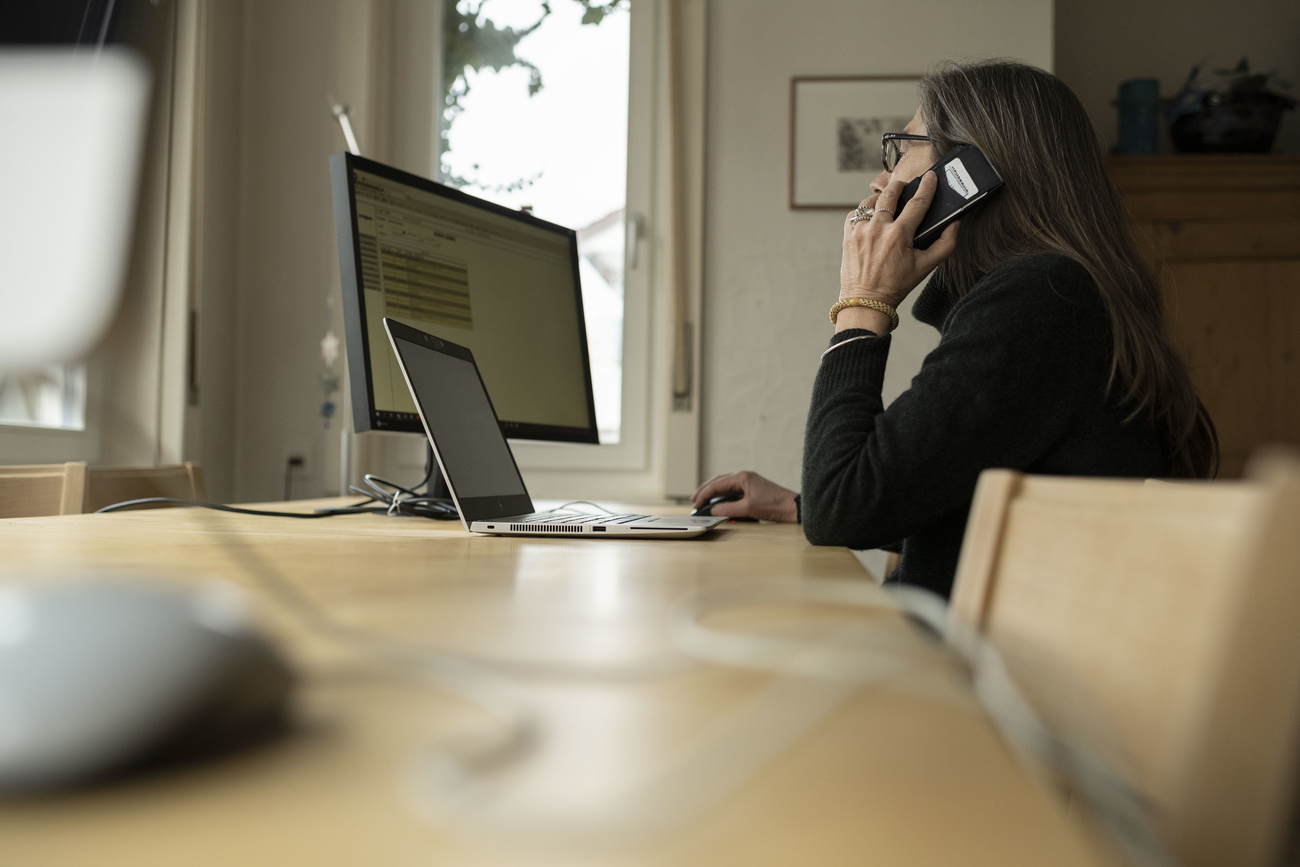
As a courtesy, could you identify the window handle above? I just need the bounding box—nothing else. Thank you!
[626,212,644,270]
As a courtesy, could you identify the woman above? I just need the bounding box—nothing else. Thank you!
[692,60,1217,598]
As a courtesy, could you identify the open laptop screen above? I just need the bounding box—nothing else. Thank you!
[385,319,533,521]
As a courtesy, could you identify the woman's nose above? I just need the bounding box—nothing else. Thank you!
[869,168,890,195]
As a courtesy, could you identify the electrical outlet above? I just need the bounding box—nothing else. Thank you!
[283,442,321,500]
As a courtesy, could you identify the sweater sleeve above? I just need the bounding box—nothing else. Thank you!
[800,256,1103,550]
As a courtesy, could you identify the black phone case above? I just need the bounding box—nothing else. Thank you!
[894,145,1004,249]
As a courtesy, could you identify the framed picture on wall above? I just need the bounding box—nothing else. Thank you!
[789,76,923,210]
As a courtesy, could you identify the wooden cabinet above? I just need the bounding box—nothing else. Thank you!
[1109,155,1300,478]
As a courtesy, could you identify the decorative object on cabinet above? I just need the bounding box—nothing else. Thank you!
[1116,77,1160,155]
[1165,59,1296,153]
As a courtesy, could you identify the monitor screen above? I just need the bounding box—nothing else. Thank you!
[330,153,599,444]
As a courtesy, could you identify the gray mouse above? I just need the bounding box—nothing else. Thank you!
[691,492,759,522]
[0,578,294,795]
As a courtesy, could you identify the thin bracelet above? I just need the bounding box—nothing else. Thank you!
[830,297,899,330]
[820,334,875,359]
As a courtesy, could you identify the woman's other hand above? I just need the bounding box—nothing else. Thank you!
[838,171,959,331]
[691,471,799,522]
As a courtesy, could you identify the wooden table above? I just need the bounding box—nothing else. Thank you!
[0,502,1114,866]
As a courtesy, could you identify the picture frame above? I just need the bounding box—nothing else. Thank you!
[789,75,923,210]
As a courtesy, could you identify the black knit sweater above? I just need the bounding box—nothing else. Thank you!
[800,253,1168,598]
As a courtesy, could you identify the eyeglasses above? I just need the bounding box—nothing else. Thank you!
[881,133,931,172]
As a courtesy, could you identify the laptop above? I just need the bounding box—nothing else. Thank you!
[383,318,725,538]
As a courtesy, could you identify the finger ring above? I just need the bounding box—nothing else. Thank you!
[875,207,895,218]
[850,206,874,226]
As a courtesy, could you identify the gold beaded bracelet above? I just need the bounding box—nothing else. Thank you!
[830,297,900,330]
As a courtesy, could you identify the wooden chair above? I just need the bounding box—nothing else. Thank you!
[947,453,1300,867]
[0,462,88,517]
[0,462,205,517]
[81,462,206,513]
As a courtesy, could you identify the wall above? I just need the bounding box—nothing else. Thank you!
[192,0,439,503]
[1055,0,1300,155]
[229,2,350,502]
[699,0,1054,493]
[94,0,182,470]
[191,1,244,503]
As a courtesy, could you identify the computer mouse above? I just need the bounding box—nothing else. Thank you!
[0,577,294,795]
[691,493,759,522]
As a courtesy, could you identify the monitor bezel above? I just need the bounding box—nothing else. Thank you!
[330,152,600,445]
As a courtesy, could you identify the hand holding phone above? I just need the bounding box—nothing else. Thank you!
[839,170,959,323]
[895,145,1004,249]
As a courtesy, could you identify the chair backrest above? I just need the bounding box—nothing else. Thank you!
[947,453,1300,867]
[0,462,88,517]
[82,462,206,513]
[0,462,205,517]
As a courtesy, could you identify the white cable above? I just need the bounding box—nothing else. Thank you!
[214,490,1176,866]
[196,508,542,788]
[669,579,1179,867]
[407,580,968,843]
[670,580,948,681]
[950,616,1179,867]
[546,500,619,515]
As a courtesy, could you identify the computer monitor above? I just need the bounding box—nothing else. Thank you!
[330,152,599,444]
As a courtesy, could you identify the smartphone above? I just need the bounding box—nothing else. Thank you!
[894,144,1004,249]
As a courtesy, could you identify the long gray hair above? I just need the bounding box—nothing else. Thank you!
[919,59,1217,478]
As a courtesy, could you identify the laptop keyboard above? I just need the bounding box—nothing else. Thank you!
[516,512,653,526]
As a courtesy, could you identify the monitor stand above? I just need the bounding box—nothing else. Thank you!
[423,442,451,501]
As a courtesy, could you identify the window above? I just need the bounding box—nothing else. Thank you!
[0,367,87,431]
[440,0,635,452]
[0,0,186,470]
[0,363,103,466]
[434,0,704,501]
[334,0,697,501]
